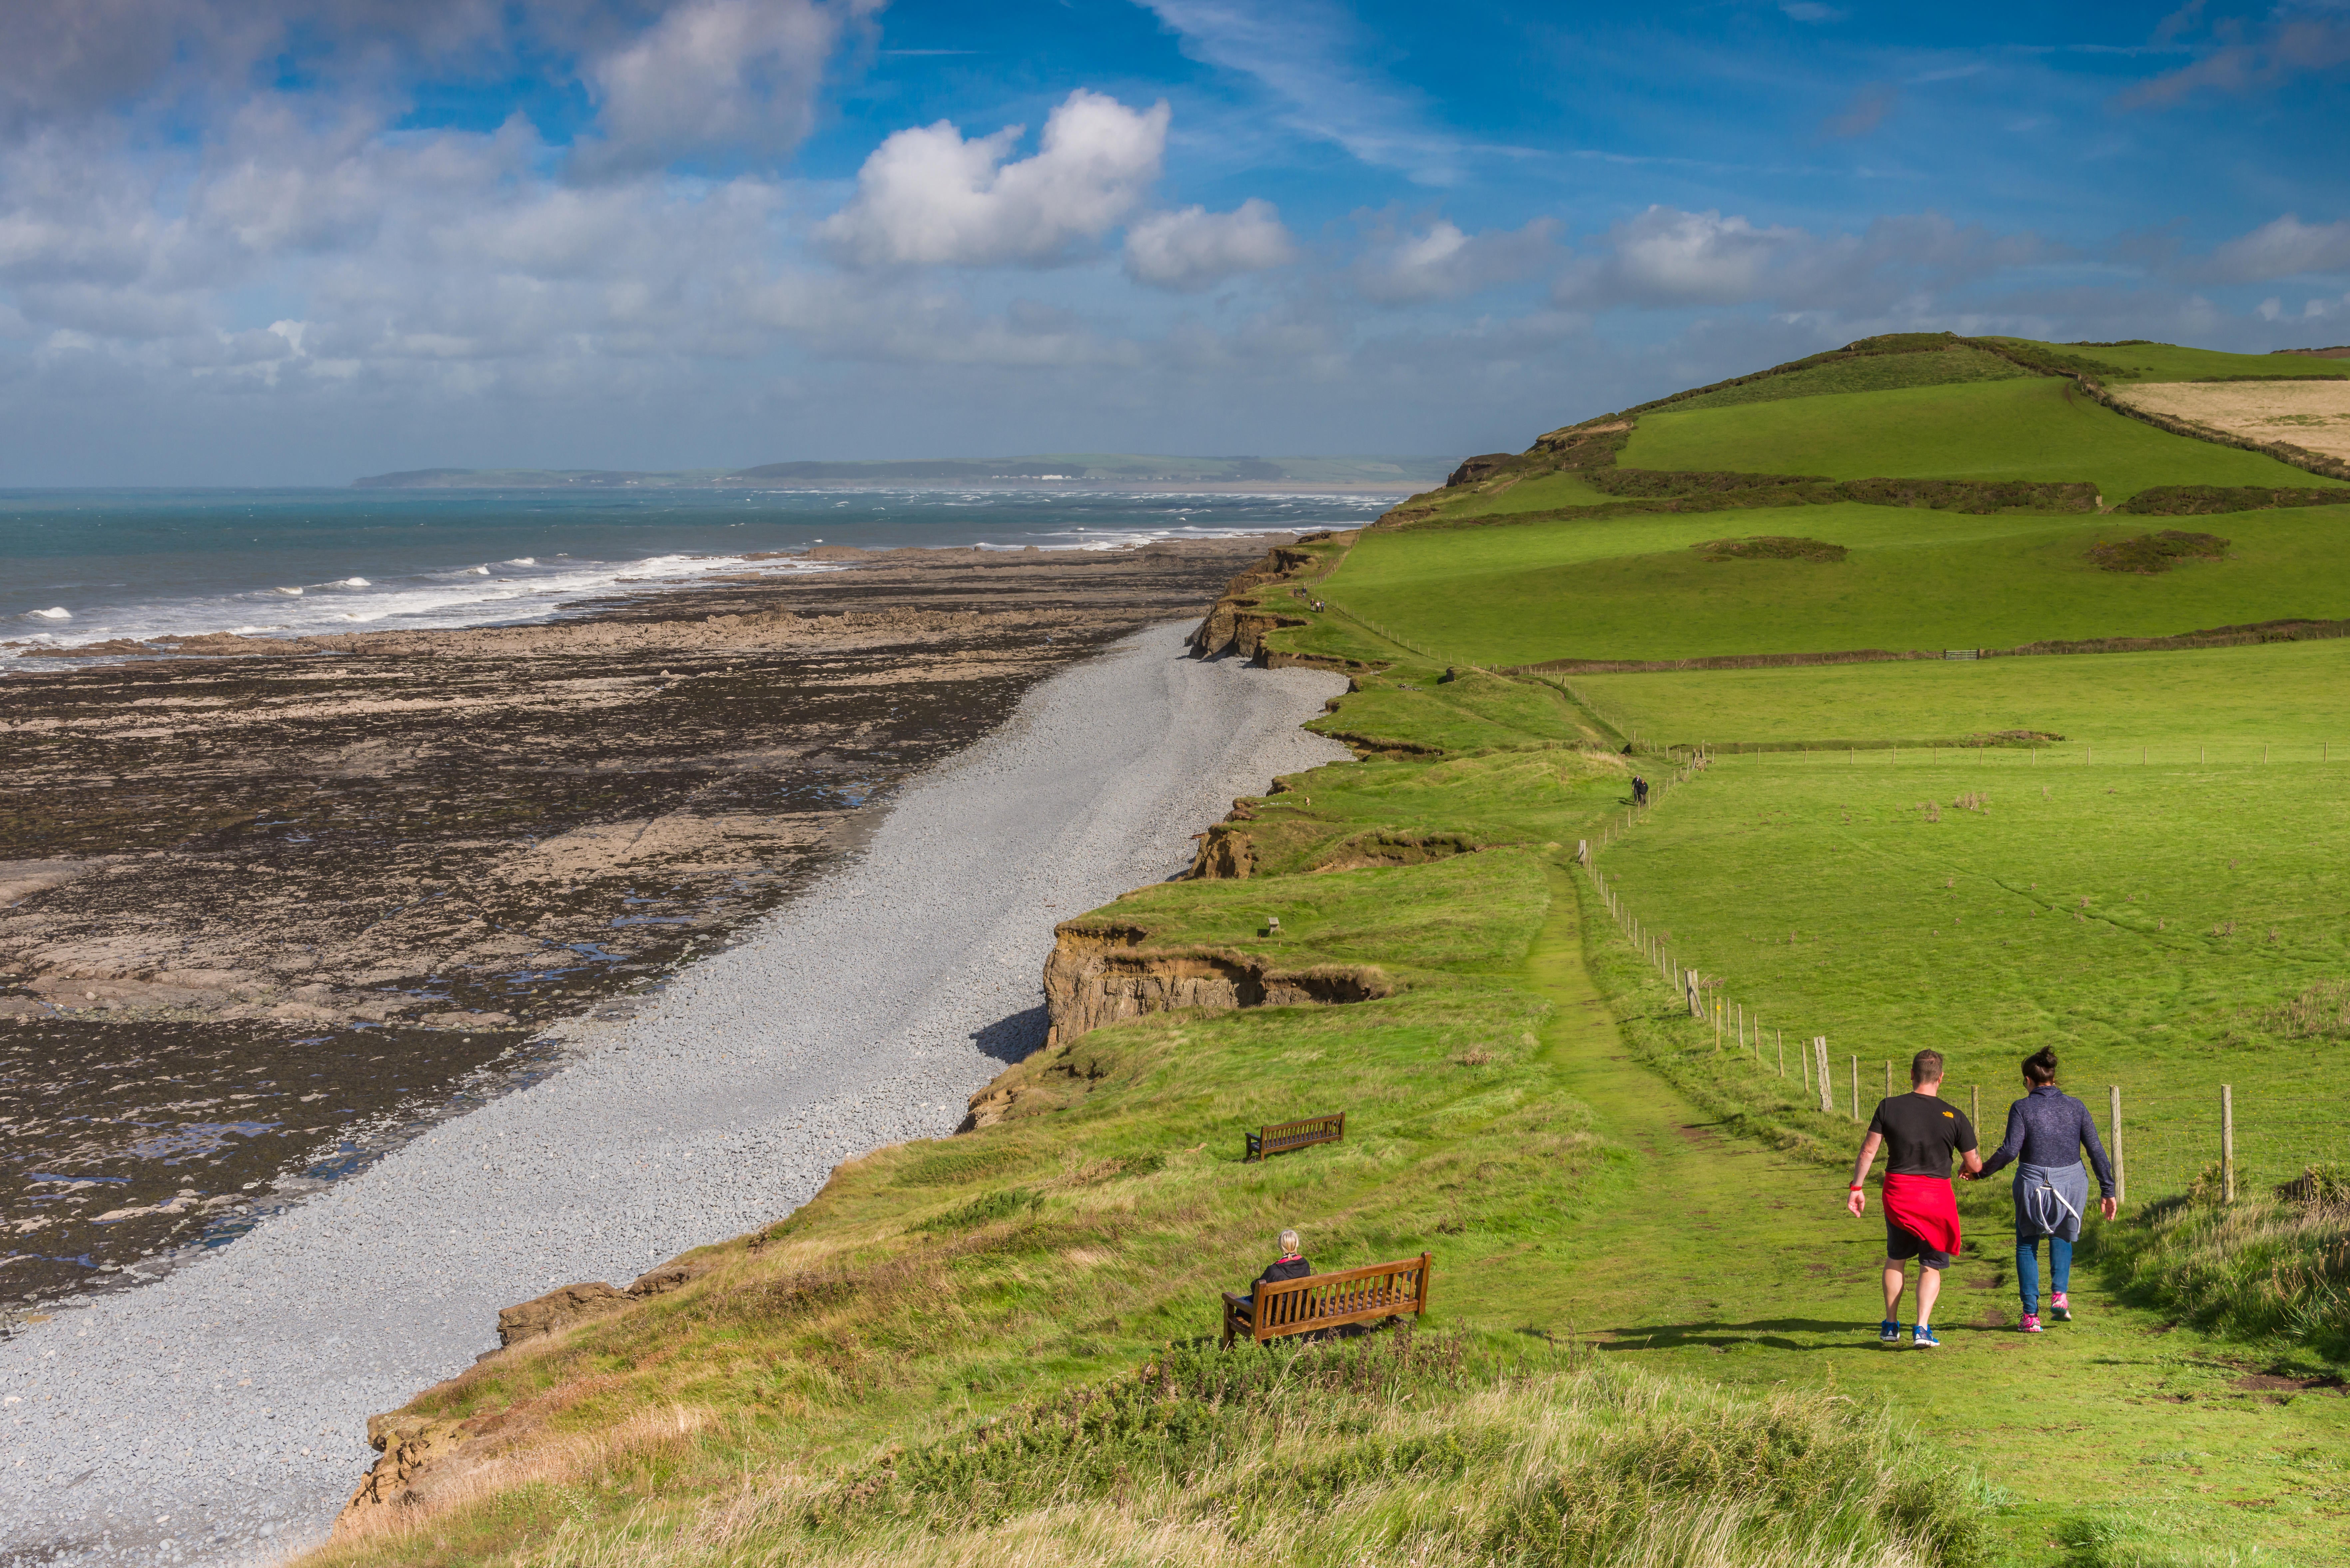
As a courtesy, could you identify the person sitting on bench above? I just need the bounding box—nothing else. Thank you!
[1251,1228,1311,1305]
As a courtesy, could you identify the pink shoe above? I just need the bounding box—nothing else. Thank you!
[2020,1313,2042,1333]
[2049,1292,2072,1322]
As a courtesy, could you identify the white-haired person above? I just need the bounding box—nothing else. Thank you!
[1251,1229,1312,1304]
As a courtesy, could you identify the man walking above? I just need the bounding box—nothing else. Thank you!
[1845,1049,1980,1348]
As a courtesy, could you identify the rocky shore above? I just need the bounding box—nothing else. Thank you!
[0,539,1289,1309]
[0,615,1348,1566]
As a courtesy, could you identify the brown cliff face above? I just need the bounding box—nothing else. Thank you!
[333,1255,714,1536]
[1187,537,1357,662]
[1039,923,1392,1047]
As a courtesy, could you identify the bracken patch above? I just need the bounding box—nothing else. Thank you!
[1692,536,1848,564]
[2085,531,2230,574]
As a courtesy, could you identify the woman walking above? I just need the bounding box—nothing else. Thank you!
[1973,1047,2118,1332]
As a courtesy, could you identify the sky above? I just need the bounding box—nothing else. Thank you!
[1,0,2347,484]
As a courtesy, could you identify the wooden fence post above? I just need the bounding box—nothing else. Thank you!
[1971,1083,1980,1131]
[1884,1058,1893,1101]
[2221,1085,2235,1204]
[1801,1036,1813,1097]
[1686,970,1703,1019]
[1777,1030,1785,1078]
[1814,1038,1833,1115]
[2110,1085,2125,1206]
[1850,1055,1860,1120]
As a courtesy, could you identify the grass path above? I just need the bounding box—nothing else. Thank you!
[1511,864,2350,1565]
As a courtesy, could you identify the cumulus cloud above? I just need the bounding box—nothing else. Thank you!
[1554,206,2049,313]
[1556,208,1808,307]
[1122,199,1297,291]
[818,90,1169,268]
[1353,217,1554,304]
[585,0,880,173]
[2202,214,2350,282]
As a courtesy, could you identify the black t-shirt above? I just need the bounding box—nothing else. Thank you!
[1867,1092,1977,1177]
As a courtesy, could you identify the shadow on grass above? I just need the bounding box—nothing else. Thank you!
[1590,1317,1956,1352]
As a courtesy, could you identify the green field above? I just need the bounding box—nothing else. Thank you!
[1572,636,2350,748]
[1593,754,2350,1200]
[1619,378,2341,500]
[1668,342,2030,412]
[1324,500,2350,666]
[1991,339,2350,384]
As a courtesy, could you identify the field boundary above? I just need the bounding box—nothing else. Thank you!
[1501,613,2350,678]
[1578,757,2346,1209]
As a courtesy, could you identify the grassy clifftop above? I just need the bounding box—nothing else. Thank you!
[309,335,2350,1568]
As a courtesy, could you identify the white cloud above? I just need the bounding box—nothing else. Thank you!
[585,0,878,173]
[817,90,1169,268]
[1353,216,1554,304]
[1123,198,1296,291]
[1554,207,2048,313]
[2203,214,2350,284]
[1560,207,1808,307]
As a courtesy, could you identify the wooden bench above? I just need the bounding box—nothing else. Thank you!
[1245,1111,1344,1162]
[1222,1253,1433,1347]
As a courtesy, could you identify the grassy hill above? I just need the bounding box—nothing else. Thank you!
[1619,377,2329,500]
[303,336,2350,1568]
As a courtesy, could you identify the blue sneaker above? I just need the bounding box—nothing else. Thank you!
[1912,1324,1941,1349]
[1878,1319,1901,1345]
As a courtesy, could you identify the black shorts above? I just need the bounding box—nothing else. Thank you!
[1885,1219,1951,1271]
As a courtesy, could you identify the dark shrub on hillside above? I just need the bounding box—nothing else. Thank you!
[2085,531,2230,573]
[1693,536,1848,563]
[1531,422,1634,469]
[2119,484,2350,515]
[1841,476,2099,513]
[1590,468,1827,497]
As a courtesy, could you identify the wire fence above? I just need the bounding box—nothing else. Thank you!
[1581,750,2348,1209]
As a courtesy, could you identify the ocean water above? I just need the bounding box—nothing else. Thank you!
[0,486,1393,659]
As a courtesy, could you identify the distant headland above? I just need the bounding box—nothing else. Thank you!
[351,454,1456,490]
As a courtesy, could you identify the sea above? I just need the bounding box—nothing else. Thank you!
[0,485,1398,659]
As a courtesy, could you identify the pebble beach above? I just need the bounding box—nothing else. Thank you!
[0,624,1350,1565]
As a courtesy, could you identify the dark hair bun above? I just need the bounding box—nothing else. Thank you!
[2023,1047,2059,1084]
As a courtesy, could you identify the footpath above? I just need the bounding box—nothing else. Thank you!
[1496,863,2350,1566]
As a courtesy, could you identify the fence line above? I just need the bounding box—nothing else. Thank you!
[1578,757,2342,1210]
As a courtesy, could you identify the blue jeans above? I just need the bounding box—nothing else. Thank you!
[2017,1236,2072,1315]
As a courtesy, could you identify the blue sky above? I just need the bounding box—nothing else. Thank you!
[0,0,2345,483]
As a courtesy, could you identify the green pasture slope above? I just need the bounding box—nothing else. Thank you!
[1620,377,2326,500]
[1325,499,2350,666]
[1320,332,2350,671]
[309,338,2350,1568]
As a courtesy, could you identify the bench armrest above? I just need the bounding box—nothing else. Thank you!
[1222,1292,1253,1311]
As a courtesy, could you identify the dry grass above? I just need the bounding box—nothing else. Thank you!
[2115,381,2350,462]
[473,1364,1974,1568]
[2262,978,2350,1039]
